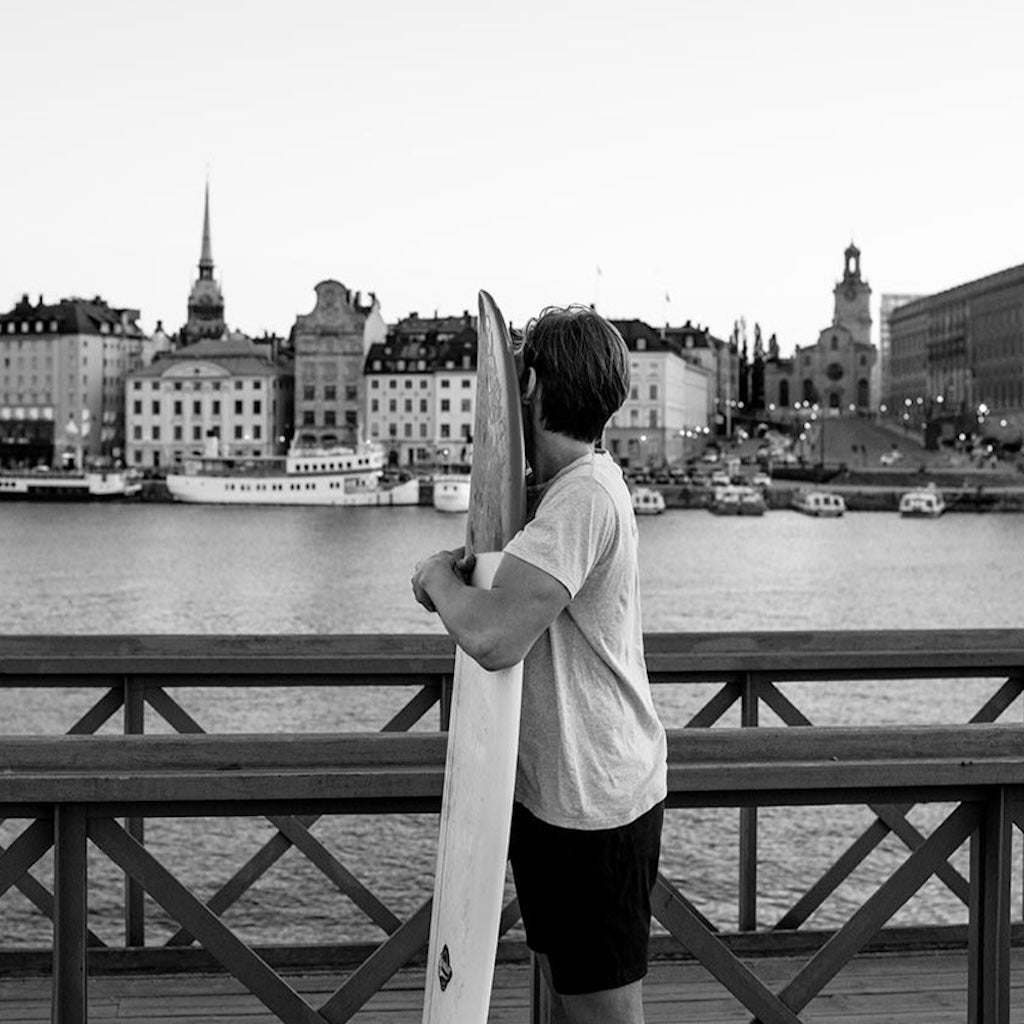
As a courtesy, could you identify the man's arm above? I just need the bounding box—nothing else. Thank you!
[412,549,570,671]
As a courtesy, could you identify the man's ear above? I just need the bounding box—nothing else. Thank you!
[520,365,537,405]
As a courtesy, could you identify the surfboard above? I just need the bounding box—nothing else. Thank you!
[422,290,527,1024]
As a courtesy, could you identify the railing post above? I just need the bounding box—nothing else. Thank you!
[52,803,88,1024]
[738,673,759,932]
[968,787,1011,1024]
[440,673,454,731]
[123,676,145,947]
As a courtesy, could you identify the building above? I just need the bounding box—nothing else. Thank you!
[764,243,877,414]
[605,319,711,468]
[364,311,477,468]
[887,262,1024,445]
[290,281,385,449]
[878,294,923,415]
[0,294,146,468]
[663,321,734,435]
[124,335,293,470]
[181,183,226,346]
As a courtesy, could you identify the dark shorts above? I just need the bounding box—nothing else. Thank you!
[508,799,664,996]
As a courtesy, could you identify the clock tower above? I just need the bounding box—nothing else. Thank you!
[832,242,872,346]
[183,181,226,345]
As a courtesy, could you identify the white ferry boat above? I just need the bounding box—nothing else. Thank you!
[0,468,141,501]
[793,491,847,517]
[632,486,666,515]
[432,473,471,513]
[899,486,946,518]
[165,444,420,507]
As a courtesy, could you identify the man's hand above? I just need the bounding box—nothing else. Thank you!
[412,547,476,614]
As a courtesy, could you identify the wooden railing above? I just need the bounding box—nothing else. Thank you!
[2,630,1024,1024]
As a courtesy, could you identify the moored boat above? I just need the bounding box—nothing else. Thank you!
[793,491,846,517]
[165,443,420,506]
[899,486,945,518]
[631,486,666,515]
[0,468,141,501]
[710,484,765,516]
[432,472,471,513]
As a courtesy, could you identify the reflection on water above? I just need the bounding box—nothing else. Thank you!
[2,504,1022,943]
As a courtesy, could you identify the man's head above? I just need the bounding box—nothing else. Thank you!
[520,305,630,443]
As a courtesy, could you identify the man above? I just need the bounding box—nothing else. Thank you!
[412,305,667,1024]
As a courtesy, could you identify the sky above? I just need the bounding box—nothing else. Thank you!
[2,0,1022,354]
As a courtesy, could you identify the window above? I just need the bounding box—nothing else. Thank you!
[133,400,142,414]
[212,400,220,415]
[441,399,450,412]
[404,399,412,413]
[173,425,183,440]
[371,399,379,412]
[193,426,202,441]
[235,381,244,390]
[253,400,261,415]
[389,399,397,412]
[303,411,315,425]
[303,385,315,401]
[173,400,182,416]
[420,399,428,413]
[324,385,336,401]
[441,379,451,388]
[649,384,658,400]
[345,385,358,401]
[234,425,243,439]
[324,410,336,426]
[253,425,261,439]
[234,400,243,415]
[152,426,160,440]
[132,425,142,440]
[193,400,201,415]
[462,379,471,388]
[461,399,471,413]
[403,423,412,437]
[440,424,450,438]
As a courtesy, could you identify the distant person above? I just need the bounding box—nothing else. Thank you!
[412,305,667,1024]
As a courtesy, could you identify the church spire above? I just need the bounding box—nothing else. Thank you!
[199,180,214,279]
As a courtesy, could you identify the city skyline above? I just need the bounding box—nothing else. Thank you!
[2,0,1022,353]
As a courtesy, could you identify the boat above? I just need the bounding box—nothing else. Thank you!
[432,472,471,513]
[899,486,946,518]
[164,443,420,506]
[0,467,142,501]
[793,491,846,517]
[632,486,666,515]
[709,484,765,516]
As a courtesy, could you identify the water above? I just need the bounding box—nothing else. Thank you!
[2,503,1023,946]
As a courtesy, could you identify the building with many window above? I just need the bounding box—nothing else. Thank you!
[605,319,711,468]
[291,281,385,449]
[364,311,477,467]
[878,294,923,415]
[887,262,1024,445]
[124,335,293,469]
[0,294,146,468]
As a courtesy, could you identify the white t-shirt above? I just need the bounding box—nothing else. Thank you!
[503,450,668,830]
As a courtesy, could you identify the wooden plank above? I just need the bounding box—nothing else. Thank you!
[778,801,981,1012]
[88,817,327,1024]
[318,898,432,1023]
[685,680,740,728]
[651,876,803,1024]
[52,804,88,1024]
[67,686,123,735]
[269,815,402,934]
[0,819,53,901]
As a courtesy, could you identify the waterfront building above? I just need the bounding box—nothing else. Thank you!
[0,294,146,468]
[605,319,711,468]
[124,334,293,470]
[878,294,923,416]
[887,262,1024,445]
[763,243,877,414]
[662,321,735,436]
[290,281,385,449]
[364,311,477,468]
[181,183,226,346]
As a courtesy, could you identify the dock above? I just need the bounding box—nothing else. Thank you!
[4,950,1024,1022]
[3,631,1024,1023]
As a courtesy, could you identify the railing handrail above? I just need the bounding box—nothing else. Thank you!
[2,628,1024,683]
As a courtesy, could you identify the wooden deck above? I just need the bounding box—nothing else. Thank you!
[2,951,1023,1023]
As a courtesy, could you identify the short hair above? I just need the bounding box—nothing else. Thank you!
[520,306,630,443]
